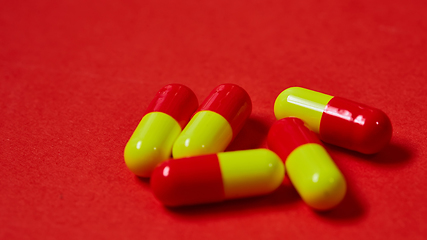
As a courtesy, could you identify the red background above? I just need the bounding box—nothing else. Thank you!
[1,0,426,239]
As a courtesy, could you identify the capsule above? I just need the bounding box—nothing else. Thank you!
[124,84,198,177]
[172,84,252,158]
[274,87,392,154]
[151,149,284,206]
[267,118,346,210]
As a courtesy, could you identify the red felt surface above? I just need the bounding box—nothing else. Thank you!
[1,0,426,239]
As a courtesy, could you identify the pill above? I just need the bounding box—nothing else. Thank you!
[151,149,284,206]
[172,84,252,158]
[124,84,198,177]
[274,87,392,154]
[267,117,346,210]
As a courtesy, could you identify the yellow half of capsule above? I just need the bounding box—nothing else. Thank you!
[217,149,285,199]
[274,87,333,133]
[286,143,346,210]
[172,110,233,159]
[124,112,181,177]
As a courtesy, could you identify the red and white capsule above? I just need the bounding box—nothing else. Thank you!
[274,87,392,154]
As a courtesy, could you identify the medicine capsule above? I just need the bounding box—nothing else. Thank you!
[172,84,252,158]
[267,118,346,210]
[151,149,284,206]
[274,87,392,154]
[124,84,198,177]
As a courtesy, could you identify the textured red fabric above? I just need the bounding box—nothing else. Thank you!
[1,0,426,239]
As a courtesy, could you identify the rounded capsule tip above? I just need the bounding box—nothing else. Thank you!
[151,155,225,206]
[321,97,393,154]
[124,139,168,178]
[355,109,393,154]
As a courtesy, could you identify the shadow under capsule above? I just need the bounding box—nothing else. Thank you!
[225,116,272,151]
[160,182,300,217]
[314,180,366,221]
[324,140,414,167]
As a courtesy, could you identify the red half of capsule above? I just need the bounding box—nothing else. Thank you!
[267,117,322,161]
[150,154,225,206]
[320,97,393,154]
[145,84,199,129]
[198,84,252,137]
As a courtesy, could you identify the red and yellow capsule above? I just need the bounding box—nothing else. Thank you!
[151,149,284,206]
[274,87,392,154]
[172,84,252,158]
[267,117,346,210]
[124,84,198,177]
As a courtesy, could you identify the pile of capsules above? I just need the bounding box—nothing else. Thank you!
[124,84,392,210]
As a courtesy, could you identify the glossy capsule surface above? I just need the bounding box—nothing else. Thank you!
[267,118,346,210]
[124,84,198,177]
[172,84,252,158]
[151,149,284,206]
[274,87,392,154]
